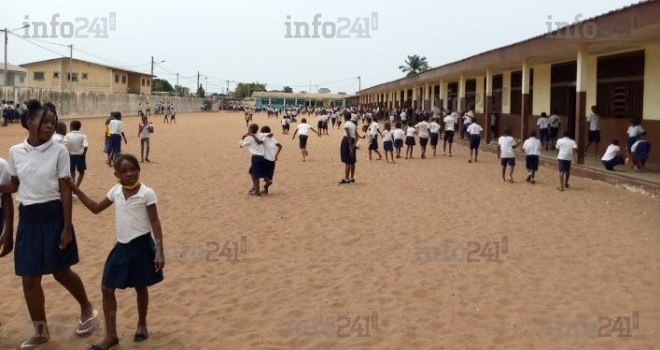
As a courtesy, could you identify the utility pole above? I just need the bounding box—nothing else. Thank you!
[150,56,154,78]
[1,24,31,86]
[205,76,208,95]
[68,44,73,92]
[176,73,179,96]
[197,71,200,94]
[357,76,361,91]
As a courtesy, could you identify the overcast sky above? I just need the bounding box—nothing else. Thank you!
[1,0,640,94]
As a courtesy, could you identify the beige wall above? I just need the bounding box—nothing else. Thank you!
[502,71,511,114]
[643,43,660,120]
[532,64,551,115]
[475,76,484,113]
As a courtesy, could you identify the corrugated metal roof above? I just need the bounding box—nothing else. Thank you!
[20,57,152,76]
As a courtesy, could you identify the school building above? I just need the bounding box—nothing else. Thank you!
[253,91,351,109]
[356,1,660,166]
[21,58,153,95]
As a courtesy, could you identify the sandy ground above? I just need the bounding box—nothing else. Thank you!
[0,111,659,350]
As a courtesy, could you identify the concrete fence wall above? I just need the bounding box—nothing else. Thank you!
[0,87,206,119]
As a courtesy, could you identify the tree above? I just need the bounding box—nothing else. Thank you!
[399,55,430,77]
[234,82,267,99]
[283,86,293,93]
[153,78,174,92]
[196,84,206,98]
[174,85,185,96]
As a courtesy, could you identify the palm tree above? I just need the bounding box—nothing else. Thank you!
[399,55,430,77]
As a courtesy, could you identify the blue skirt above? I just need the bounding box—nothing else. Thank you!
[109,134,122,154]
[394,139,404,149]
[340,137,357,164]
[249,155,268,179]
[383,141,393,151]
[102,233,163,289]
[405,136,416,146]
[264,160,276,180]
[430,133,439,146]
[15,200,79,277]
[369,136,379,150]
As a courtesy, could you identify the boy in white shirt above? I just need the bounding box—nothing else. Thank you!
[555,131,578,191]
[415,116,431,159]
[537,112,551,151]
[466,118,483,163]
[291,118,320,162]
[601,139,625,171]
[64,120,89,188]
[548,111,561,148]
[429,117,441,157]
[366,118,383,161]
[522,131,542,184]
[497,129,518,183]
[585,106,600,157]
[259,126,282,194]
[442,112,458,156]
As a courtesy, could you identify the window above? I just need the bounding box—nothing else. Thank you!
[82,73,88,80]
[34,72,45,80]
[447,82,459,110]
[19,77,24,83]
[141,79,145,86]
[115,74,119,83]
[147,79,151,86]
[465,79,476,111]
[550,61,577,117]
[53,72,59,78]
[510,70,534,115]
[67,73,78,82]
[596,50,644,119]
[122,75,126,84]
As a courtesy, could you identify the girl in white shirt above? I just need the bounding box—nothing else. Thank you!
[240,124,267,196]
[68,153,164,350]
[382,122,395,163]
[0,100,98,349]
[404,122,417,159]
[393,122,405,159]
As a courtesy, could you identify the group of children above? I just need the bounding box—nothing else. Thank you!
[240,124,283,196]
[0,100,164,350]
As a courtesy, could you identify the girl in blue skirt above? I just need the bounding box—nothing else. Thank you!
[68,153,165,350]
[0,100,97,349]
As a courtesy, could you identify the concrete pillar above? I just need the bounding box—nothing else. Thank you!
[424,82,430,111]
[458,74,466,113]
[485,67,493,144]
[521,59,532,141]
[575,45,589,165]
[440,81,448,111]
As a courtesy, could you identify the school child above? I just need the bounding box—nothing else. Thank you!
[497,129,518,183]
[404,122,417,159]
[585,106,601,157]
[139,115,154,163]
[429,117,441,157]
[67,153,164,350]
[281,116,290,135]
[555,131,578,191]
[460,111,473,140]
[442,111,457,156]
[537,112,551,151]
[240,124,267,196]
[163,105,169,123]
[291,118,320,162]
[0,100,98,349]
[601,139,625,171]
[466,118,483,163]
[64,120,89,188]
[522,131,541,184]
[259,126,282,194]
[382,122,395,163]
[339,112,358,184]
[548,110,561,148]
[169,104,176,123]
[52,121,67,145]
[107,112,128,166]
[138,102,143,117]
[415,116,431,159]
[367,118,383,161]
[626,119,645,154]
[631,132,651,172]
[393,122,405,159]
[104,114,115,158]
[0,151,14,260]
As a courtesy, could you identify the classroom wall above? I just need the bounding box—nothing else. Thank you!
[532,64,551,116]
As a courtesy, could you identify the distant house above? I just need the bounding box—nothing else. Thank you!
[318,87,331,93]
[253,91,352,109]
[0,63,27,87]
[21,57,153,94]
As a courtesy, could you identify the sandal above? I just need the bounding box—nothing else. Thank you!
[75,310,99,336]
[338,179,350,184]
[14,340,47,350]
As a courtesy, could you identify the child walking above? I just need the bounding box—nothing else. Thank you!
[240,124,267,196]
[0,100,98,349]
[107,112,127,166]
[64,120,89,188]
[259,126,282,195]
[366,118,383,161]
[291,118,320,162]
[522,131,541,183]
[67,153,164,350]
[138,115,154,163]
[393,122,405,159]
[429,117,441,157]
[555,131,578,191]
[497,129,518,183]
[382,122,395,163]
[404,122,416,159]
[466,118,483,163]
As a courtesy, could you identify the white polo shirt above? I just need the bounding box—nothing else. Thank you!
[52,133,65,145]
[393,128,405,140]
[343,120,357,139]
[537,117,549,129]
[107,183,157,243]
[556,137,577,161]
[7,140,70,205]
[466,123,483,135]
[297,123,311,136]
[368,122,380,137]
[601,144,620,161]
[416,121,430,138]
[64,131,89,155]
[108,119,124,135]
[406,127,416,137]
[586,113,599,131]
[549,115,560,128]
[498,136,517,158]
[259,133,279,162]
[522,137,542,156]
[0,158,11,207]
[239,136,265,156]
[429,122,441,134]
[383,130,394,142]
[443,115,457,131]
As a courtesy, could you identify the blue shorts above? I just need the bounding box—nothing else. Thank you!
[383,140,393,152]
[369,136,379,150]
[109,134,122,154]
[526,155,539,171]
[501,157,516,167]
[405,136,416,146]
[469,134,481,150]
[102,234,163,289]
[558,159,572,172]
[264,160,276,180]
[70,155,87,173]
[444,130,455,143]
[430,133,439,146]
[15,200,79,277]
[340,137,357,164]
[588,130,601,143]
[540,129,550,142]
[394,139,404,149]
[419,137,429,147]
[249,155,268,179]
[299,135,308,149]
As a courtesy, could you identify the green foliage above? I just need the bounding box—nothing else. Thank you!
[399,55,430,77]
[153,78,174,92]
[235,82,267,99]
